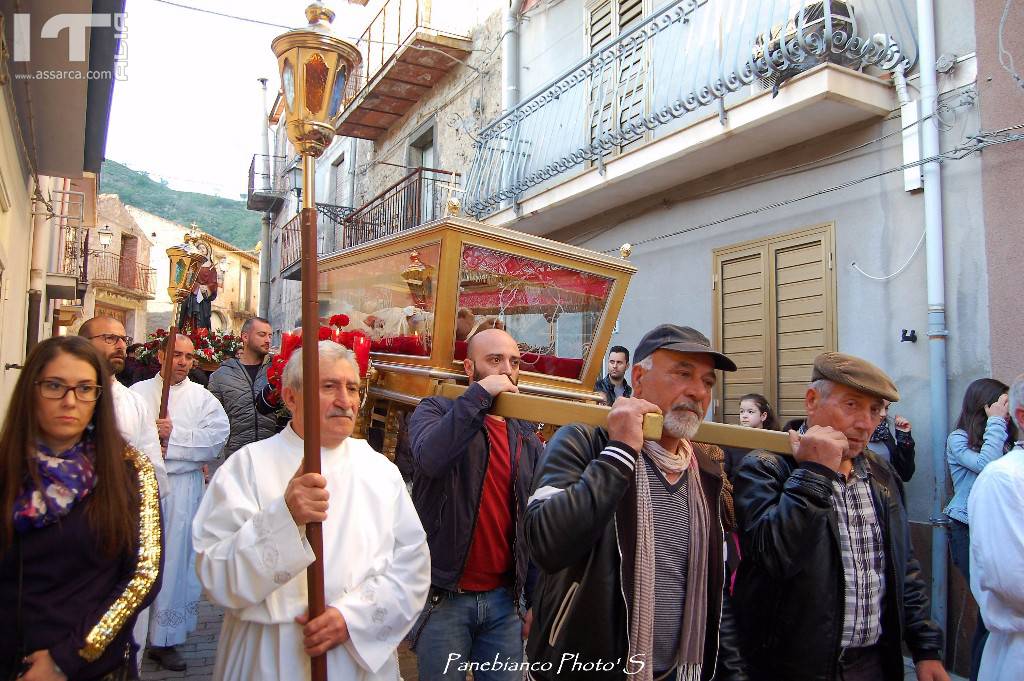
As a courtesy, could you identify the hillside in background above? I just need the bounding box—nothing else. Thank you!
[99,160,260,249]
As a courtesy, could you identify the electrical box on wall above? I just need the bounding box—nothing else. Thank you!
[902,100,923,192]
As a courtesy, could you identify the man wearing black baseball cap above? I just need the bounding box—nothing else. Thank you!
[523,324,746,681]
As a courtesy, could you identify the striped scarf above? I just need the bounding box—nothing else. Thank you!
[634,440,709,681]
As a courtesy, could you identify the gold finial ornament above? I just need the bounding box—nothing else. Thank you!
[620,243,633,259]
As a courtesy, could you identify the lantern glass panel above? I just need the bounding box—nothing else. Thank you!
[282,58,295,110]
[328,65,347,119]
[304,52,329,116]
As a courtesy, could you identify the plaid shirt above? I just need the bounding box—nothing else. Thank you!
[831,455,887,649]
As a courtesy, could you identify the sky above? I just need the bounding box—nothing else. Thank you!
[105,0,371,200]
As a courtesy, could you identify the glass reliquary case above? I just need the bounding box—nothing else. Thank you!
[316,216,637,455]
[317,217,635,395]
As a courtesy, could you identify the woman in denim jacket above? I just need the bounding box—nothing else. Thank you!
[944,377,1017,681]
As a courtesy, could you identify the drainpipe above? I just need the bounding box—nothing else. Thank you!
[27,180,51,350]
[917,0,950,633]
[348,138,357,209]
[258,78,272,319]
[501,0,524,114]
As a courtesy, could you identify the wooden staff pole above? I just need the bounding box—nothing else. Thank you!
[157,300,181,438]
[299,153,327,681]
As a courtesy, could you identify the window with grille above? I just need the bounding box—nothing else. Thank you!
[587,0,649,159]
[712,223,837,425]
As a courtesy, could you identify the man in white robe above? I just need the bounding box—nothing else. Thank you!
[193,341,430,681]
[969,374,1024,681]
[132,333,229,671]
[80,316,169,671]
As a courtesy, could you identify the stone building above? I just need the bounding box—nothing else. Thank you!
[65,194,157,340]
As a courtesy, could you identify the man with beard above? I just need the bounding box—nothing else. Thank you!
[523,324,747,681]
[406,328,544,681]
[208,317,280,456]
[595,345,632,405]
[132,334,229,671]
[79,316,168,494]
[732,353,947,681]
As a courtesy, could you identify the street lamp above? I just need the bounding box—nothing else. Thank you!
[98,224,114,249]
[271,6,359,680]
[287,156,303,214]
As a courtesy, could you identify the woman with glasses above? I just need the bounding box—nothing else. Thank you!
[0,336,162,681]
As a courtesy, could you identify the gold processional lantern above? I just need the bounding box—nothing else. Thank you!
[271,8,361,681]
[165,229,210,301]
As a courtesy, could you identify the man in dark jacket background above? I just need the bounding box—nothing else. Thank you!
[733,352,948,681]
[407,328,543,681]
[595,345,632,405]
[207,317,278,457]
[523,324,747,681]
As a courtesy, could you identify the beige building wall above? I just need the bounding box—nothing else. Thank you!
[0,87,39,414]
[126,206,260,336]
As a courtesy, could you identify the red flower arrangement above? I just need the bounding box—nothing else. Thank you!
[138,328,243,367]
[264,317,372,400]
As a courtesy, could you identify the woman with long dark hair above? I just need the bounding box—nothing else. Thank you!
[0,336,161,681]
[944,377,1017,681]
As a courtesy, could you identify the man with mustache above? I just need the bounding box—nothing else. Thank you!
[193,340,430,680]
[732,352,948,681]
[523,324,747,681]
[407,328,545,681]
[132,333,230,672]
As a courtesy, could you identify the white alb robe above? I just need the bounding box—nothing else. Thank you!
[969,446,1024,681]
[112,379,168,496]
[193,425,430,681]
[112,378,169,664]
[132,376,229,647]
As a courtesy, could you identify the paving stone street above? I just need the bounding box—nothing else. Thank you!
[138,598,958,681]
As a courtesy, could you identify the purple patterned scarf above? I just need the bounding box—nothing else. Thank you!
[12,437,97,532]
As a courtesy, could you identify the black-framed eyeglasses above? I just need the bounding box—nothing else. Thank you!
[88,333,132,346]
[35,380,103,402]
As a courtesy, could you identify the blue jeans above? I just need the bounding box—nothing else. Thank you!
[949,519,988,681]
[412,587,523,681]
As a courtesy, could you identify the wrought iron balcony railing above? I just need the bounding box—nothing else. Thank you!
[465,0,917,218]
[86,250,156,298]
[280,203,357,275]
[342,167,459,248]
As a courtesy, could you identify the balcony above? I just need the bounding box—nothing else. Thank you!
[46,188,88,301]
[333,0,472,140]
[86,251,156,299]
[465,0,916,234]
[344,167,459,247]
[247,154,289,212]
[280,203,356,280]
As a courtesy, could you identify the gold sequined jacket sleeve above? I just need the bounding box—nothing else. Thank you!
[45,446,163,677]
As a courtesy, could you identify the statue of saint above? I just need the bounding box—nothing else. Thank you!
[177,263,219,333]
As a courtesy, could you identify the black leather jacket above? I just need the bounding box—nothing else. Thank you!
[594,375,632,406]
[408,382,543,606]
[523,424,748,681]
[732,446,943,681]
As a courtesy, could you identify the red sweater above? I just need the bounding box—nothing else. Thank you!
[459,416,514,591]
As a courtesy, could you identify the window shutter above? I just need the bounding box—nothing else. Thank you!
[714,224,836,425]
[715,247,768,424]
